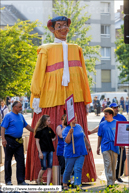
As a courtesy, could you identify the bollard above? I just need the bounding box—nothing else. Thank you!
[124,146,129,176]
[0,145,2,164]
[31,109,34,118]
[52,165,61,185]
[25,135,29,151]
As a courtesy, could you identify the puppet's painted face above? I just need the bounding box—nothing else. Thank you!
[54,21,69,40]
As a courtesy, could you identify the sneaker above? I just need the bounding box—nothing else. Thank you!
[6,181,13,185]
[18,181,29,185]
[116,178,123,183]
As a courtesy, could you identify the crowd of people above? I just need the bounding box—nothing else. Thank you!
[1,96,29,114]
[34,113,92,191]
[0,99,128,190]
[1,100,91,191]
[93,96,129,116]
[88,102,127,186]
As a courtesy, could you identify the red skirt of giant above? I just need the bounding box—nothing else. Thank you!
[25,102,97,182]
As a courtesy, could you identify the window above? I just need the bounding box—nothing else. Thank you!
[101,47,110,59]
[101,25,110,37]
[100,2,110,13]
[101,70,111,82]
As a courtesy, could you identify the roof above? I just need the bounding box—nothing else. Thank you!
[115,19,124,29]
[115,11,124,30]
[115,12,120,21]
[0,4,43,35]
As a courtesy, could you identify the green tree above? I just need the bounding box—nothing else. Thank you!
[115,25,129,82]
[0,19,41,98]
[43,0,100,88]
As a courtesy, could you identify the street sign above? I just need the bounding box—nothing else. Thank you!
[114,121,129,146]
[65,94,75,154]
[65,94,75,125]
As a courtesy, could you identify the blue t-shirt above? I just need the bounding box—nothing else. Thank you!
[1,112,28,138]
[57,125,64,156]
[98,119,119,154]
[100,113,127,123]
[62,124,88,158]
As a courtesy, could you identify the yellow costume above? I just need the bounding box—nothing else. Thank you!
[30,43,92,108]
[26,43,96,182]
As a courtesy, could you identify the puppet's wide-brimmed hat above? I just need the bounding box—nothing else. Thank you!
[47,16,71,32]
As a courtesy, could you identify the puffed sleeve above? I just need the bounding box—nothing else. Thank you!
[79,47,92,104]
[30,46,48,108]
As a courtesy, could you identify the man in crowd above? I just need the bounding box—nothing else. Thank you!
[1,101,34,185]
[112,97,118,104]
[89,103,127,182]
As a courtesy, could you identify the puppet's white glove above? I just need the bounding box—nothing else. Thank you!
[32,98,42,114]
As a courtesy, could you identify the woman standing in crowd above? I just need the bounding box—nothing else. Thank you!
[102,98,107,111]
[106,98,111,107]
[0,100,9,120]
[35,115,56,185]
[56,114,74,184]
[23,95,28,114]
[62,115,91,191]
[120,97,125,111]
[0,100,9,136]
[125,97,129,114]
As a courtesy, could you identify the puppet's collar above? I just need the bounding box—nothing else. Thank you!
[54,38,66,43]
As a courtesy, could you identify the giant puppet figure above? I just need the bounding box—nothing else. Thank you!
[26,16,96,182]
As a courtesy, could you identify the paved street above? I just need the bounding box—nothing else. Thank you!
[0,112,129,192]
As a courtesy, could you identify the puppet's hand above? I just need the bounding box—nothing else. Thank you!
[32,98,42,114]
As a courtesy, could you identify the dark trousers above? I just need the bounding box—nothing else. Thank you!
[4,136,25,184]
[116,147,126,179]
[57,156,65,175]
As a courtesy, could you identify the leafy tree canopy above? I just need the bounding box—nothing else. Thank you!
[0,19,41,98]
[115,25,129,83]
[43,0,100,88]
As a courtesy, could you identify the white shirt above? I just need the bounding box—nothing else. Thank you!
[0,105,9,119]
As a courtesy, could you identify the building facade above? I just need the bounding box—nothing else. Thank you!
[115,5,129,93]
[83,0,116,92]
